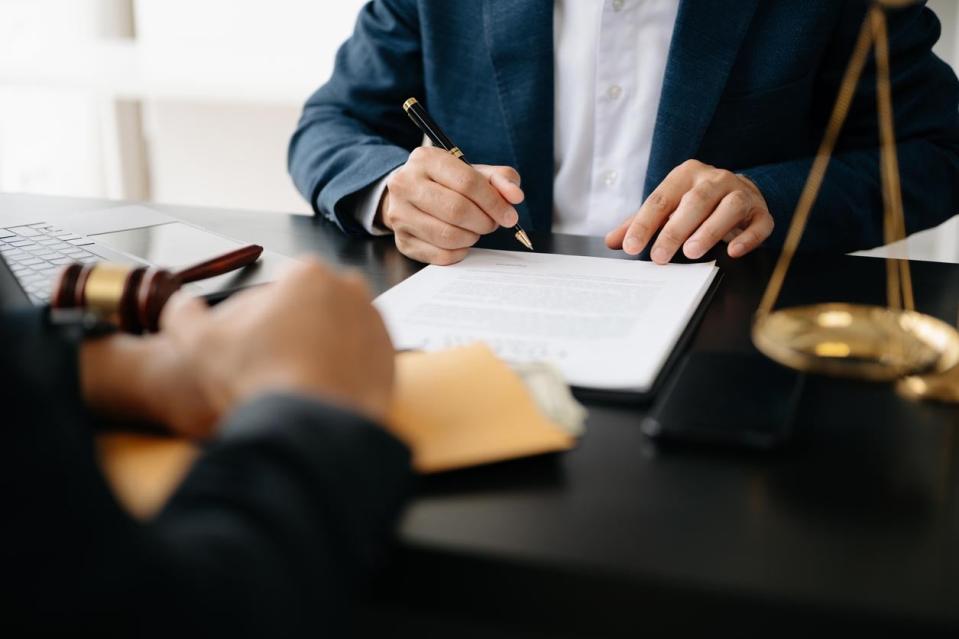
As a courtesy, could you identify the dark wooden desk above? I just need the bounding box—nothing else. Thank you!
[8,193,959,636]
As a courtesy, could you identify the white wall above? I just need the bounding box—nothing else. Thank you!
[143,100,306,212]
[0,0,112,198]
[129,0,367,213]
[0,0,368,213]
[930,0,959,63]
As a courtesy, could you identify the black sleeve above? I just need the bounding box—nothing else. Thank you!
[0,309,412,637]
[0,308,145,634]
[0,306,92,429]
[143,395,413,638]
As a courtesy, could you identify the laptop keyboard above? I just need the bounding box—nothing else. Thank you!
[0,222,100,304]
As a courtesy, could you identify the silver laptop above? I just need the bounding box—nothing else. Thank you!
[1,204,291,305]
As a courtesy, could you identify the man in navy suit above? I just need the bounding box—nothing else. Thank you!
[289,1,959,265]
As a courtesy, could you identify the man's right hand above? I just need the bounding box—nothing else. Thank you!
[161,258,395,424]
[380,146,525,265]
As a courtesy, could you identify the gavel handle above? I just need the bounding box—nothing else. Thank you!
[175,244,264,284]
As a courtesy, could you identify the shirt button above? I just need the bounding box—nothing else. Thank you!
[612,0,625,11]
[607,84,623,100]
[604,170,618,186]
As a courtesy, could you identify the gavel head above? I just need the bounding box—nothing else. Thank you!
[52,262,181,333]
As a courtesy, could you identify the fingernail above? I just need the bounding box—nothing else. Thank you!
[729,242,744,257]
[624,237,640,254]
[505,209,519,226]
[685,240,701,257]
[651,247,669,263]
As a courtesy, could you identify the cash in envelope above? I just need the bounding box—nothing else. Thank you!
[387,344,587,473]
[508,361,587,437]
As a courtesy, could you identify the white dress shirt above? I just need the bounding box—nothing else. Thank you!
[552,0,678,235]
[355,0,679,237]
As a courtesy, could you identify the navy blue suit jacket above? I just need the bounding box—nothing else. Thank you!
[289,0,959,253]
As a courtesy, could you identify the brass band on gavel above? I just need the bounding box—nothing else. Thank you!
[53,263,181,334]
[50,243,264,334]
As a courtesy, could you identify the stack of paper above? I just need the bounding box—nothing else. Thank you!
[375,249,718,393]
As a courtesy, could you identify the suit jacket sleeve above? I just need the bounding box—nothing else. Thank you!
[741,3,959,252]
[146,394,412,637]
[288,0,423,235]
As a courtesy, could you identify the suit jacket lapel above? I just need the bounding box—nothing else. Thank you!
[645,0,761,196]
[483,0,554,231]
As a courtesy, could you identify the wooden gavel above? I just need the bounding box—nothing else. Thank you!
[51,245,263,333]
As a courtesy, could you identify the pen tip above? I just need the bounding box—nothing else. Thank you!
[515,229,534,251]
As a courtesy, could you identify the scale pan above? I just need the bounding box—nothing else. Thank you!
[753,303,959,381]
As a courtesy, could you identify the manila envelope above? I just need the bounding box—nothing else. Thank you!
[98,344,573,518]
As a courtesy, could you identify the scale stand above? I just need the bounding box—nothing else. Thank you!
[751,1,959,402]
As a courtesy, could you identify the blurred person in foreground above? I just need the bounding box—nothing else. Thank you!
[1,259,411,637]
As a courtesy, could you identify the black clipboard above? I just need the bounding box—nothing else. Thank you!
[570,270,725,405]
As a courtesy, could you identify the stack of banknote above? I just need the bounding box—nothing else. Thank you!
[511,361,588,437]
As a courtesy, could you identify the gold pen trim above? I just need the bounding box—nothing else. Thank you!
[401,96,534,253]
[515,229,534,251]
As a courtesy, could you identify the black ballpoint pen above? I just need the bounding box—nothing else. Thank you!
[402,97,534,251]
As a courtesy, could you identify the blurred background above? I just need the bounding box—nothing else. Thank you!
[0,0,956,258]
[0,0,369,214]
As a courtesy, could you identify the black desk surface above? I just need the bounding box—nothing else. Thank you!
[8,193,959,636]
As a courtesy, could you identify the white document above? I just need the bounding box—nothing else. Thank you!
[374,249,718,392]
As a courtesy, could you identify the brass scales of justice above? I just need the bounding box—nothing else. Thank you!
[751,0,959,403]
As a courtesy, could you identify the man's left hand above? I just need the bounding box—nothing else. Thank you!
[605,160,775,263]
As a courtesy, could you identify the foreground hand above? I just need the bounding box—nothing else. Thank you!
[605,160,774,264]
[161,258,395,423]
[381,146,524,265]
[81,332,217,439]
